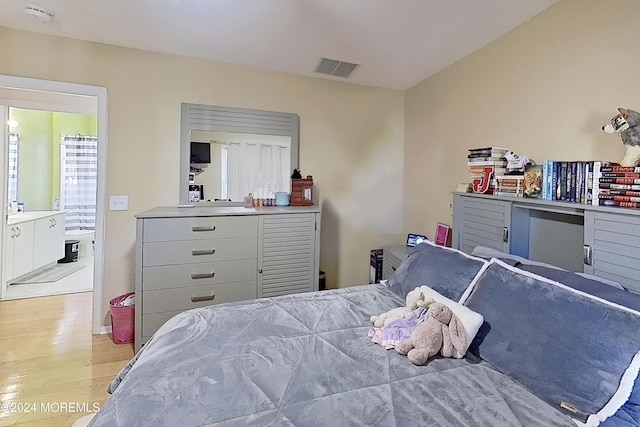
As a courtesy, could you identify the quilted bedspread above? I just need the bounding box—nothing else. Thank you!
[90,285,573,427]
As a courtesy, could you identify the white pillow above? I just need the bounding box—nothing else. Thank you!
[418,285,484,358]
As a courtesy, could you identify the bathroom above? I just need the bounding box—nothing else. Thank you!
[3,103,97,299]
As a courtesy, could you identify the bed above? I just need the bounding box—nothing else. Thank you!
[89,241,640,426]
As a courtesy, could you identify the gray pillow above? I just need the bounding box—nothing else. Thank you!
[387,241,487,302]
[470,246,566,270]
[574,272,625,290]
[517,264,639,310]
[465,260,640,422]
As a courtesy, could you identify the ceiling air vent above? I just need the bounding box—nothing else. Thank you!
[314,57,359,79]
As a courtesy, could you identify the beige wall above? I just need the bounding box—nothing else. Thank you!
[0,27,404,325]
[404,0,640,238]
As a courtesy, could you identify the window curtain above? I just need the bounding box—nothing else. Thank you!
[7,133,19,203]
[60,135,98,231]
[225,142,290,200]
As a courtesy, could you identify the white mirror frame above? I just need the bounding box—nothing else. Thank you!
[179,103,299,205]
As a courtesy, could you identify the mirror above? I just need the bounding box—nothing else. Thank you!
[180,103,299,205]
[7,106,98,215]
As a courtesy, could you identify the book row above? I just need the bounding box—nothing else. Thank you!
[533,161,640,209]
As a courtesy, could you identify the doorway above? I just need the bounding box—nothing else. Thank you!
[0,75,107,335]
[3,107,97,299]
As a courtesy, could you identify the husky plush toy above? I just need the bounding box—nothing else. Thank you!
[602,108,640,166]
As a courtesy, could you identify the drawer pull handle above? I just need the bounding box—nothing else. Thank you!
[192,225,216,232]
[391,266,397,271]
[583,245,593,266]
[192,249,215,256]
[191,272,215,280]
[191,294,215,303]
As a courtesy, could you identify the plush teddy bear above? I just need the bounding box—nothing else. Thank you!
[370,288,433,328]
[395,302,467,365]
[602,108,640,167]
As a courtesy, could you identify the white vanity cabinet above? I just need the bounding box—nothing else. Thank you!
[135,205,321,352]
[5,221,35,280]
[33,214,65,270]
[5,211,66,282]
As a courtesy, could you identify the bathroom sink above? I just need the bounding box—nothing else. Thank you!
[7,211,60,225]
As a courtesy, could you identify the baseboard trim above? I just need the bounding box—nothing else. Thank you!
[100,325,112,335]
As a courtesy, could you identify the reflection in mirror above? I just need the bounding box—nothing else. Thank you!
[190,131,291,202]
[7,107,98,223]
[179,103,299,205]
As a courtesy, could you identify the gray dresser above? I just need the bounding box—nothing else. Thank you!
[135,205,321,351]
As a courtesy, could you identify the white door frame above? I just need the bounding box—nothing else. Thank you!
[0,106,6,298]
[0,74,108,334]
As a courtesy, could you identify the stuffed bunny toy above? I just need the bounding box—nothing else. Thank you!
[395,302,467,366]
[370,288,433,328]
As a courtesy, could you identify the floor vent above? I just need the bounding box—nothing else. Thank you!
[314,57,359,78]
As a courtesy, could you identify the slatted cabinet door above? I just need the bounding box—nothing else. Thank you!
[584,211,640,293]
[258,213,317,297]
[452,194,511,254]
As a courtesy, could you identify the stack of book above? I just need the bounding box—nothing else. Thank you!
[467,147,509,194]
[496,175,525,197]
[539,161,595,204]
[594,165,640,209]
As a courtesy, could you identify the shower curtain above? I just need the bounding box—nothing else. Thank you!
[60,135,97,231]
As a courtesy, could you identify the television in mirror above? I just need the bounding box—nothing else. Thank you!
[190,142,211,164]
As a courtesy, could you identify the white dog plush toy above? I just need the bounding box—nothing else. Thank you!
[370,288,433,328]
[504,151,531,173]
[602,108,640,167]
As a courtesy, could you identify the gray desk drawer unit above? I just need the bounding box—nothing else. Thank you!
[452,192,640,293]
[135,206,321,352]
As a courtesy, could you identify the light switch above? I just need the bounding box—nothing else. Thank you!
[109,195,129,211]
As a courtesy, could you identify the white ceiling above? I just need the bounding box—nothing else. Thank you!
[0,0,560,90]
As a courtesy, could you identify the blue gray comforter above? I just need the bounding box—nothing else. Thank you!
[90,285,573,427]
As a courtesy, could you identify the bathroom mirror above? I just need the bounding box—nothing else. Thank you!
[179,103,299,205]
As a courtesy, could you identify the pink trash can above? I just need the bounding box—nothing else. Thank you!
[109,292,135,344]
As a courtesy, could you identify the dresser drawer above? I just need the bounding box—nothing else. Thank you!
[143,216,258,242]
[143,237,257,267]
[142,280,257,315]
[142,259,257,291]
[142,311,182,338]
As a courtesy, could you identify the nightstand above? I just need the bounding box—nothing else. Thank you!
[382,245,411,280]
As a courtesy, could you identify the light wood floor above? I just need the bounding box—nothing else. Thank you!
[0,292,133,427]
